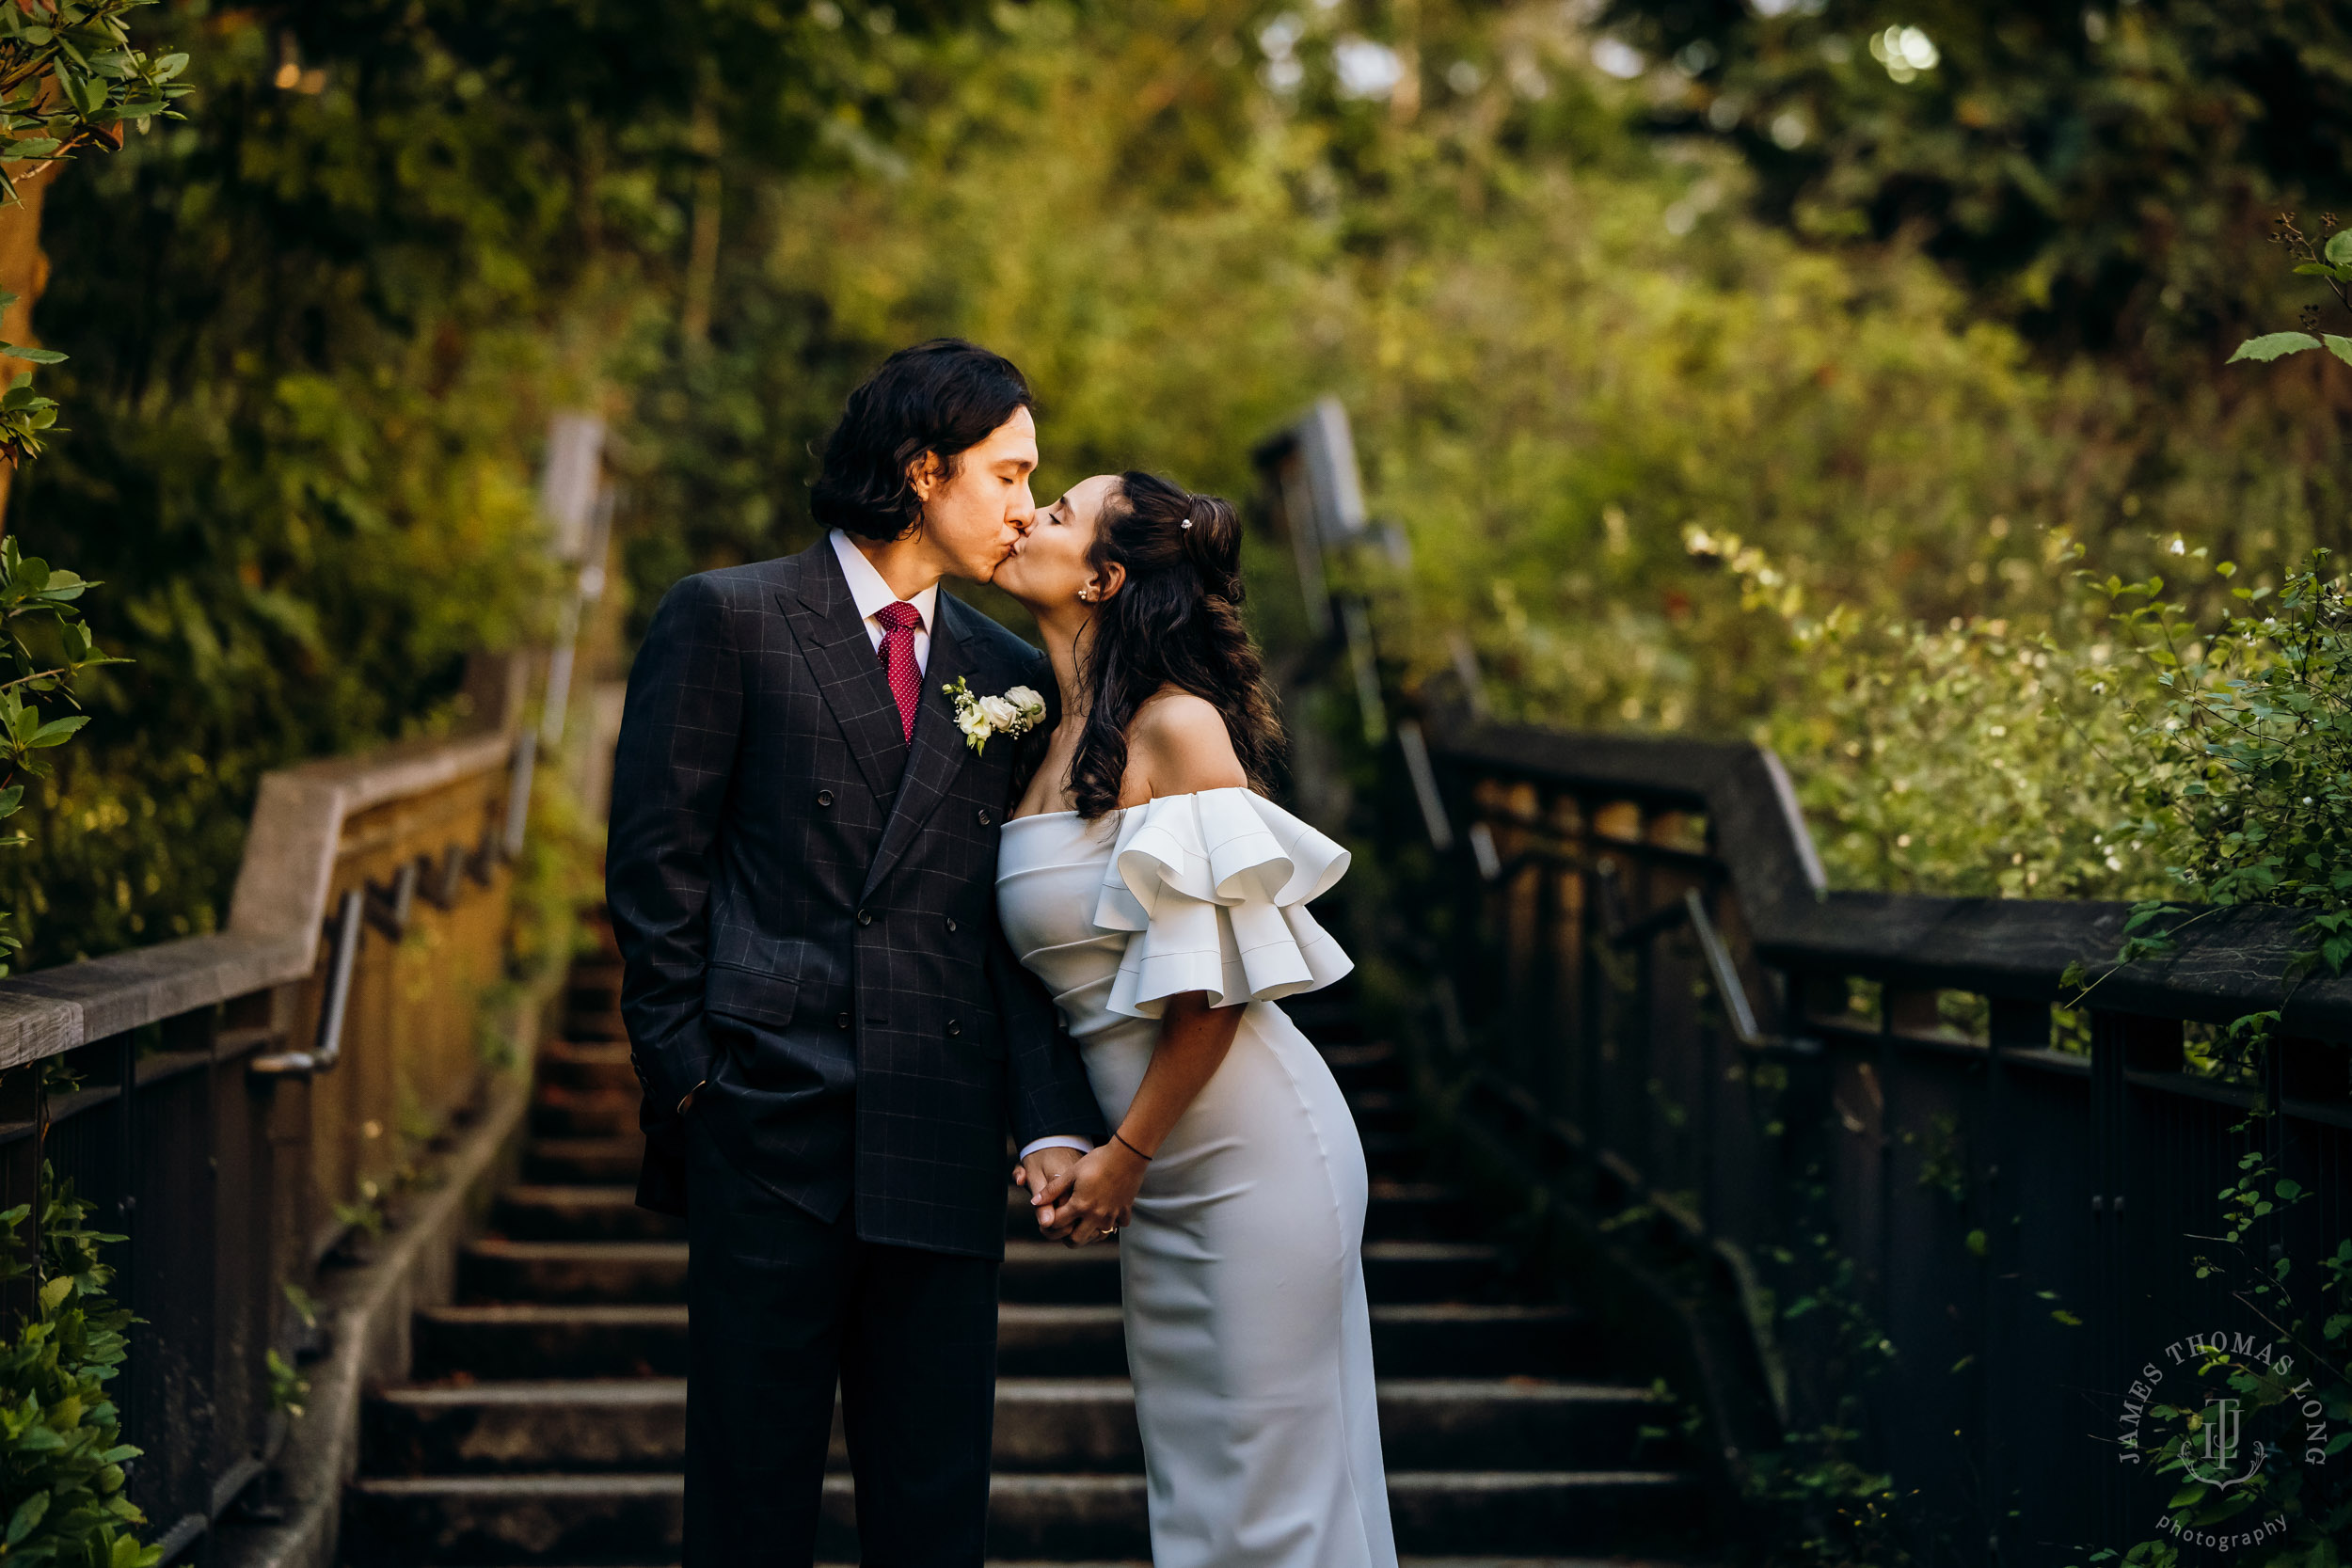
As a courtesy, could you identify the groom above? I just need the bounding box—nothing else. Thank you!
[606,339,1107,1567]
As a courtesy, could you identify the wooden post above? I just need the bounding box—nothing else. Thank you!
[0,167,56,533]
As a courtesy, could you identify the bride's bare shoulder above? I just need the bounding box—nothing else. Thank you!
[1124,688,1248,800]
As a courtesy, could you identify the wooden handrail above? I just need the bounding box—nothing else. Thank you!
[0,725,522,1069]
[1426,708,2352,1038]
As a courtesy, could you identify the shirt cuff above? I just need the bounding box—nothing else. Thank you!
[1017,1135,1095,1161]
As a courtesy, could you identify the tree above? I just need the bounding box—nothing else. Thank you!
[1597,0,2352,358]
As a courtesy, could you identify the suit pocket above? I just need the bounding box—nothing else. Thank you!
[705,964,800,1031]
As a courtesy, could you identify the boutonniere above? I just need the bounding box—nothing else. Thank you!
[943,676,1046,755]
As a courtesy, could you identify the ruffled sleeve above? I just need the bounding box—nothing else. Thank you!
[1092,787,1353,1020]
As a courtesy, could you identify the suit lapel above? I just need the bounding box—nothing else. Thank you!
[778,541,908,802]
[861,594,981,902]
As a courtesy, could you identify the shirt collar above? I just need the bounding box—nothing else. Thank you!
[829,529,938,632]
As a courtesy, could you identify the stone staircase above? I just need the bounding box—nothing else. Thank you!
[343,921,1717,1564]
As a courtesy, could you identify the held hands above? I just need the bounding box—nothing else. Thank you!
[1013,1139,1148,1246]
[1013,1147,1085,1241]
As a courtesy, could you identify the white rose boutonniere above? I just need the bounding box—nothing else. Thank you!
[943,676,1047,755]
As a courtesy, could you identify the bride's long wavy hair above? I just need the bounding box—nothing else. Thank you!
[1068,471,1285,820]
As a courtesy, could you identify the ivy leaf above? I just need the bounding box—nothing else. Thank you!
[28,716,87,748]
[2229,332,2322,363]
[6,1489,47,1545]
[2328,335,2352,370]
[0,344,63,364]
[2327,229,2352,267]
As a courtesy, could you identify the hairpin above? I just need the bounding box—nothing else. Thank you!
[1180,515,1194,529]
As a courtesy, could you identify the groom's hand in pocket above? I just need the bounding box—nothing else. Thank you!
[1014,1147,1086,1241]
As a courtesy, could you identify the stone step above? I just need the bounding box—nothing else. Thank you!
[523,1138,643,1186]
[413,1306,691,1382]
[996,1240,1505,1307]
[342,1468,1704,1563]
[1359,1129,1428,1179]
[535,1042,636,1096]
[495,1187,684,1243]
[414,1300,1598,1384]
[530,1092,636,1140]
[1284,994,1366,1044]
[366,1382,689,1475]
[566,969,622,1008]
[1322,1038,1406,1089]
[561,1007,628,1044]
[458,1242,688,1307]
[1349,1088,1414,1136]
[365,1375,1676,1478]
[1363,1180,1476,1242]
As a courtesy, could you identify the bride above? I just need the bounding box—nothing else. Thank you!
[992,469,1398,1567]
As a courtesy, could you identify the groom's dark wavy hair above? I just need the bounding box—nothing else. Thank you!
[810,339,1034,542]
[1069,472,1286,820]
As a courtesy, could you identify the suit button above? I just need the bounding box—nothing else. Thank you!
[857,910,873,926]
[817,790,834,807]
[946,1019,961,1037]
[946,916,959,933]
[835,1012,851,1030]
[976,808,993,826]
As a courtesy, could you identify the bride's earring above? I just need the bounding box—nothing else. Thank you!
[1077,586,1095,602]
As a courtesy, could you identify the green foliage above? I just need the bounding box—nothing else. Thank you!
[0,288,62,472]
[0,0,188,206]
[0,534,122,959]
[261,1351,306,1422]
[13,0,2352,971]
[0,1169,153,1568]
[2106,1137,2352,1565]
[1697,526,2167,898]
[1595,0,2352,357]
[2092,556,2352,935]
[8,0,964,965]
[1743,1428,1912,1568]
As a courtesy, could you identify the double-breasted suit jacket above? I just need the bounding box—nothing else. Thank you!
[605,537,1105,1259]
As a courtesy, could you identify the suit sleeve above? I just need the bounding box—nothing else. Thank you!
[991,921,1109,1148]
[993,652,1109,1148]
[605,574,740,1115]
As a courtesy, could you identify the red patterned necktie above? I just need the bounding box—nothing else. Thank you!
[873,599,923,742]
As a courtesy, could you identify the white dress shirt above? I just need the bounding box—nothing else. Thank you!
[826,531,1092,1167]
[829,529,937,672]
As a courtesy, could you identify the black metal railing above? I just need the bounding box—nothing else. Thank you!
[0,719,529,1562]
[1352,707,2351,1567]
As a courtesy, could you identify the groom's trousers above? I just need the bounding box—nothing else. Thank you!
[682,1113,1000,1568]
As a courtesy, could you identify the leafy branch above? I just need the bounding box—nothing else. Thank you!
[0,1166,155,1568]
[0,1,188,208]
[2228,212,2352,369]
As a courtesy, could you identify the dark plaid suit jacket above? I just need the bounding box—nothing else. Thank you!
[605,538,1107,1259]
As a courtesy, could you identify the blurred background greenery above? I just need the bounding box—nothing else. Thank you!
[9,0,2348,963]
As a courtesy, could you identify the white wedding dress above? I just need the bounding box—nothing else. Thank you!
[996,788,1398,1567]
